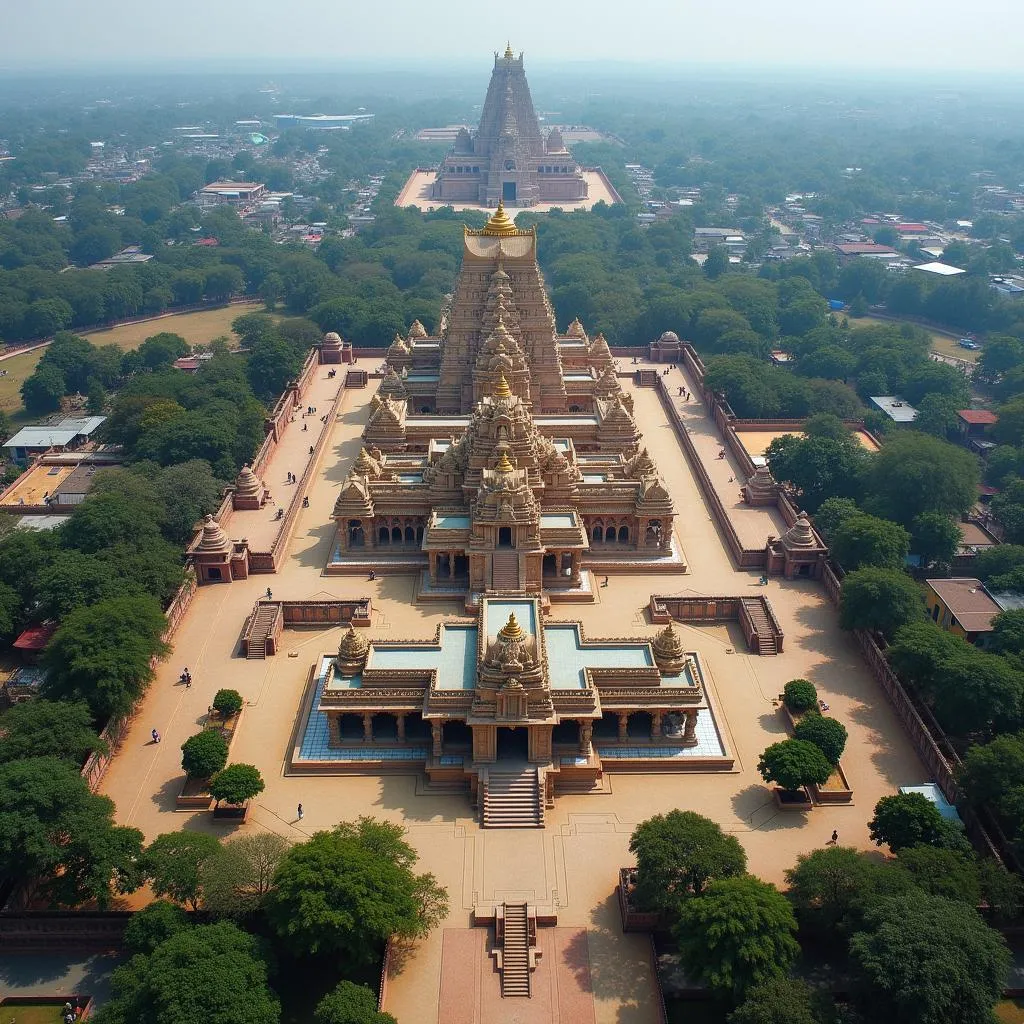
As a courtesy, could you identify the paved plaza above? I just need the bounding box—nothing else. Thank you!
[98,359,928,1024]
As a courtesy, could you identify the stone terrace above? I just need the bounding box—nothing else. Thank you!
[98,367,928,1024]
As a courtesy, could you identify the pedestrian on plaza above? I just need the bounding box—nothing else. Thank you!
[369,569,376,580]
[309,445,314,455]
[601,576,609,588]
[830,829,838,845]
[266,587,273,600]
[302,423,308,432]
[297,803,304,821]
[151,729,160,744]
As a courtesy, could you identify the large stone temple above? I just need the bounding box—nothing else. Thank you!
[330,202,680,596]
[430,44,589,208]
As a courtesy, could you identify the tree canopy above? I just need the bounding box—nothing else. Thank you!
[140,831,223,910]
[839,567,925,638]
[0,699,105,765]
[313,981,396,1024]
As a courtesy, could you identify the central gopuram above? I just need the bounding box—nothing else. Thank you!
[330,202,681,595]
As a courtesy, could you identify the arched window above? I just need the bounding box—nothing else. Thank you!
[592,525,603,543]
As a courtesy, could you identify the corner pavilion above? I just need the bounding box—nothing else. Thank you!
[293,204,732,824]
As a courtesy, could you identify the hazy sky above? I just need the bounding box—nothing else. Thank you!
[1,0,1020,73]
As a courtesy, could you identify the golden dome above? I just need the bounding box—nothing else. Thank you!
[504,41,514,59]
[493,372,512,398]
[498,612,525,643]
[495,450,515,474]
[482,200,518,236]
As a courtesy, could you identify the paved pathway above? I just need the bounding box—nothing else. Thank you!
[97,373,929,1023]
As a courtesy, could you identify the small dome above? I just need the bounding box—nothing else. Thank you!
[495,449,515,474]
[492,372,513,400]
[408,319,428,339]
[337,624,369,664]
[234,464,264,501]
[566,317,586,338]
[322,331,343,351]
[659,330,680,343]
[498,612,525,643]
[782,514,817,550]
[481,200,518,236]
[652,622,686,673]
[196,514,230,553]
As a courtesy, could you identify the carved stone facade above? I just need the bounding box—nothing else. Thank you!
[431,44,588,208]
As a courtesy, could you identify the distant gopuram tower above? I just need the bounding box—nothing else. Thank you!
[431,43,589,208]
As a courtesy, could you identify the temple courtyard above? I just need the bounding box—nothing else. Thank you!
[98,359,928,1024]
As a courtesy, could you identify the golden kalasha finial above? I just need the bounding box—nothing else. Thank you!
[482,199,518,236]
[505,41,514,59]
[495,450,515,474]
[499,611,525,642]
[493,372,512,398]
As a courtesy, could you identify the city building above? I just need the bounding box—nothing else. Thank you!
[198,181,267,211]
[430,45,588,208]
[869,396,918,423]
[2,416,106,463]
[273,114,374,130]
[924,578,1012,645]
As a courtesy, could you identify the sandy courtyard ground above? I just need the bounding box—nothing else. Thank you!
[98,360,928,1024]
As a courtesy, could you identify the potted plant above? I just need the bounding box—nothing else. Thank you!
[757,739,831,810]
[176,729,229,809]
[795,714,854,803]
[209,763,265,820]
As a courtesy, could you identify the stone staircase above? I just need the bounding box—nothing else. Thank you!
[500,902,531,997]
[244,602,279,659]
[741,598,778,655]
[483,769,543,828]
[344,369,368,388]
[490,552,520,592]
[636,368,659,387]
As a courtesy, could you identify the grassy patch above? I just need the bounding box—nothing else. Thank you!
[996,998,1024,1023]
[0,349,46,413]
[82,302,265,351]
[0,1003,67,1024]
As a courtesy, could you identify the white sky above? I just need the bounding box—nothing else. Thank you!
[0,0,1020,73]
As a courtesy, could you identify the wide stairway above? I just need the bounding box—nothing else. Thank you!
[483,768,543,829]
[636,368,659,387]
[741,598,778,655]
[490,552,520,592]
[245,602,279,659]
[500,903,531,997]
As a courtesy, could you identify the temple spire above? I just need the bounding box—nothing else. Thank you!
[493,371,512,398]
[504,41,514,59]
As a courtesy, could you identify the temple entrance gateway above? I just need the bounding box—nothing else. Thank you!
[497,726,529,761]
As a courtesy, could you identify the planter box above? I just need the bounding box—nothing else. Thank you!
[617,868,665,933]
[204,709,241,744]
[175,775,213,811]
[773,786,813,811]
[213,802,249,821]
[811,761,854,803]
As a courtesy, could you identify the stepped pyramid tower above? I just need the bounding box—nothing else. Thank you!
[329,201,681,594]
[431,44,589,208]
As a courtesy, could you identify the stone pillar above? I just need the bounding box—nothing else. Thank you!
[396,713,406,742]
[651,710,663,741]
[683,710,698,746]
[429,552,437,584]
[571,551,581,585]
[431,720,443,758]
[473,724,496,763]
[617,712,629,742]
[579,721,593,755]
[362,713,373,742]
[528,726,552,763]
[328,714,341,748]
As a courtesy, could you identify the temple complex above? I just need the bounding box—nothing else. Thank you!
[330,203,680,595]
[430,44,589,208]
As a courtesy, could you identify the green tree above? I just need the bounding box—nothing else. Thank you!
[23,297,73,337]
[43,595,169,719]
[910,512,961,568]
[839,567,924,638]
[782,679,817,713]
[764,433,866,512]
[313,981,396,1024]
[887,620,973,693]
[929,650,1023,737]
[727,978,824,1024]
[868,792,970,853]
[913,393,961,438]
[35,549,131,619]
[21,363,67,414]
[849,893,1009,1024]
[141,831,222,910]
[864,431,980,526]
[138,332,189,370]
[975,544,1024,590]
[813,497,860,542]
[757,739,833,794]
[674,876,799,999]
[992,395,1024,447]
[265,817,448,959]
[991,478,1024,544]
[628,810,748,914]
[147,459,224,544]
[212,688,243,717]
[208,764,265,806]
[245,333,301,400]
[122,900,191,955]
[793,714,847,764]
[704,245,729,279]
[895,845,982,905]
[204,264,245,302]
[94,921,280,1024]
[830,512,910,570]
[0,699,106,764]
[0,757,142,908]
[180,730,229,779]
[200,832,290,920]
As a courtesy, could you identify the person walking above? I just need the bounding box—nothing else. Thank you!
[266,587,273,600]
[297,803,304,821]
[830,829,838,844]
[151,729,160,744]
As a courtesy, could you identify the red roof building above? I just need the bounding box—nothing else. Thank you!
[897,223,928,233]
[13,623,56,652]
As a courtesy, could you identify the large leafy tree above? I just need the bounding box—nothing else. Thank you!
[727,977,825,1024]
[313,981,396,1024]
[674,876,800,999]
[180,730,229,779]
[887,620,972,693]
[868,793,970,853]
[208,764,265,806]
[201,832,290,920]
[764,432,866,512]
[0,757,142,908]
[838,567,925,638]
[757,739,833,794]
[928,650,1023,737]
[265,817,448,959]
[910,511,962,569]
[628,810,747,914]
[863,431,979,526]
[0,699,105,764]
[93,922,280,1024]
[43,595,169,719]
[140,831,222,910]
[849,893,1009,1024]
[793,714,847,765]
[122,900,192,955]
[830,512,910,571]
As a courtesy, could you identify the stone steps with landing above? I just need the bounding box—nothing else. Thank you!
[741,597,778,655]
[501,902,531,997]
[244,602,279,659]
[490,552,520,591]
[483,768,543,828]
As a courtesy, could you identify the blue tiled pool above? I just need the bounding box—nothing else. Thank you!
[541,513,575,529]
[435,514,471,529]
[397,473,423,483]
[583,474,606,483]
[369,625,478,690]
[486,599,537,639]
[543,624,652,689]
